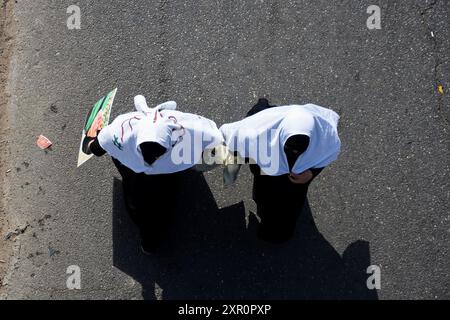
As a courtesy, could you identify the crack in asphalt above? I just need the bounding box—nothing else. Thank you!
[418,0,449,127]
[419,0,438,16]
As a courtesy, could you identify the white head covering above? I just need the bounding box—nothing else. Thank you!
[98,96,224,174]
[220,104,341,176]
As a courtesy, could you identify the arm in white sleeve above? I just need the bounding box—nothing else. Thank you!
[134,95,152,113]
[155,101,177,111]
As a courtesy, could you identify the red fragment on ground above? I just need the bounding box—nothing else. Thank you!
[36,135,52,149]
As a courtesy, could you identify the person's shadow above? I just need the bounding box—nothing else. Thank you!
[112,171,378,300]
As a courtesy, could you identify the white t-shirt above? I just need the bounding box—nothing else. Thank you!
[220,104,341,176]
[98,104,224,174]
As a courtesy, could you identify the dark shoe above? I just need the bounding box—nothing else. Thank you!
[140,240,158,256]
[246,98,276,117]
[256,98,269,107]
[141,244,153,256]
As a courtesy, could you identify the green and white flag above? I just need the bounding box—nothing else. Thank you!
[77,88,117,167]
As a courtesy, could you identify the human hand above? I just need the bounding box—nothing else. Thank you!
[288,170,313,184]
[87,111,104,138]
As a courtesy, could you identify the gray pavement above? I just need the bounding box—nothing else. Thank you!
[1,0,449,299]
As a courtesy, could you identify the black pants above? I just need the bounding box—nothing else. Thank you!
[251,165,315,244]
[112,158,182,250]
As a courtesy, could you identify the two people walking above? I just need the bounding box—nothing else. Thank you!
[86,95,341,254]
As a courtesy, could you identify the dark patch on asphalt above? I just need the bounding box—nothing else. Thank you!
[50,104,58,113]
[48,247,60,258]
[37,186,45,195]
[37,214,51,227]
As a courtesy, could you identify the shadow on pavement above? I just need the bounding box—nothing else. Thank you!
[112,171,378,300]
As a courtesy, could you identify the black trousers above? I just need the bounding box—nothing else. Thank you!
[112,158,182,249]
[251,165,316,244]
[246,99,321,244]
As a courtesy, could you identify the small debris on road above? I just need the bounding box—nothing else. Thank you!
[48,246,60,258]
[50,104,58,113]
[36,135,52,149]
[437,85,444,95]
[4,224,29,241]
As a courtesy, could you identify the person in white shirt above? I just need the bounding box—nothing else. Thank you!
[220,98,341,244]
[87,95,224,254]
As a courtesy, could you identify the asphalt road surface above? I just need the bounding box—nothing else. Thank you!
[1,0,449,299]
